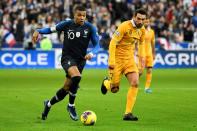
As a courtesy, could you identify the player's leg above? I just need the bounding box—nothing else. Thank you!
[101,69,113,94]
[66,66,81,121]
[144,55,153,93]
[101,69,121,94]
[145,67,153,93]
[123,72,139,121]
[66,59,85,121]
[41,78,70,120]
[101,61,122,94]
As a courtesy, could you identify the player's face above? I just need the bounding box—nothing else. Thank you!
[134,13,146,28]
[74,10,86,25]
[144,19,150,28]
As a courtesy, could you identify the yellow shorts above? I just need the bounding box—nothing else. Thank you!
[145,55,153,67]
[109,58,138,85]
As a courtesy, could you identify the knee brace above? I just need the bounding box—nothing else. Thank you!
[56,88,68,101]
[69,76,81,94]
[111,86,119,93]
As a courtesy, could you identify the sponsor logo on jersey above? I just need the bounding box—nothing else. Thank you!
[115,31,120,36]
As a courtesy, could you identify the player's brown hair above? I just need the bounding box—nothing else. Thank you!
[134,8,147,16]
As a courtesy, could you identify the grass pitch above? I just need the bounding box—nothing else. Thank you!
[0,69,197,131]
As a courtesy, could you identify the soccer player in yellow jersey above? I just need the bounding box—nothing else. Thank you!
[100,8,147,121]
[142,18,155,94]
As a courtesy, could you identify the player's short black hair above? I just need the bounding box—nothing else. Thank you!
[134,8,147,16]
[73,5,86,13]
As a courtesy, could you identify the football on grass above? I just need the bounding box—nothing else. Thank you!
[80,110,97,125]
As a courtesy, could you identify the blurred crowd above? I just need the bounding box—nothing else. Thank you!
[0,0,197,50]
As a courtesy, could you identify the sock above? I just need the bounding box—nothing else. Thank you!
[50,88,68,105]
[145,73,152,89]
[69,92,76,104]
[104,79,111,90]
[47,101,51,107]
[68,103,75,107]
[50,96,59,105]
[125,87,138,114]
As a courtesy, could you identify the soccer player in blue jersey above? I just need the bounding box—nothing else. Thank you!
[32,5,100,121]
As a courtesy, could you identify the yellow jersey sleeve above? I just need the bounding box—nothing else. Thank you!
[108,23,126,66]
[112,23,126,42]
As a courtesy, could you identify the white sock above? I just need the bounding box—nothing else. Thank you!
[68,103,75,107]
[47,101,51,107]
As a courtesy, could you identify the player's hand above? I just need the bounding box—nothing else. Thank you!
[85,53,93,60]
[139,57,145,69]
[32,31,39,44]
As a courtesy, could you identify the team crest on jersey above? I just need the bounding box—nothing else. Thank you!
[76,32,80,37]
[83,29,88,38]
[115,31,120,36]
[84,30,88,35]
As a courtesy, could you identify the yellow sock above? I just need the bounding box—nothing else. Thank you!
[145,73,152,89]
[125,87,138,114]
[104,79,111,90]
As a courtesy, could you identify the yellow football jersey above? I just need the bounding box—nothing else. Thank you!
[108,20,145,66]
[145,27,155,56]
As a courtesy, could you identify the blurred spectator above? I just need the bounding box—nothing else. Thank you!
[193,28,197,43]
[40,37,52,50]
[42,15,59,44]
[192,11,197,28]
[0,0,196,50]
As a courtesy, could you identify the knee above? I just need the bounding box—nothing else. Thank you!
[71,76,81,86]
[131,80,139,87]
[63,82,71,91]
[147,68,152,74]
[69,76,81,94]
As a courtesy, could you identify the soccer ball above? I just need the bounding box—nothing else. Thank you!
[80,110,97,125]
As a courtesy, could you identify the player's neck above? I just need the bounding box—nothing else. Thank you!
[146,26,150,30]
[74,19,84,26]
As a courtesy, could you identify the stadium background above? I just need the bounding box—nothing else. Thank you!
[0,0,197,131]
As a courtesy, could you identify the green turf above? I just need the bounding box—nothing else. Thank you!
[0,69,197,131]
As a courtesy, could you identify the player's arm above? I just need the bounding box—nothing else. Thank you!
[108,39,117,69]
[108,23,125,69]
[151,30,156,60]
[85,26,100,60]
[32,20,69,44]
[32,27,55,44]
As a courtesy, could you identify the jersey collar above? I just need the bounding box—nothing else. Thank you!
[146,26,151,31]
[131,19,137,28]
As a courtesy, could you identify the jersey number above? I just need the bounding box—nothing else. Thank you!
[67,32,75,40]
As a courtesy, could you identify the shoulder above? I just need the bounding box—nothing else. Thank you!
[57,19,73,26]
[84,22,98,34]
[84,21,96,30]
[119,21,130,27]
[117,21,131,32]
